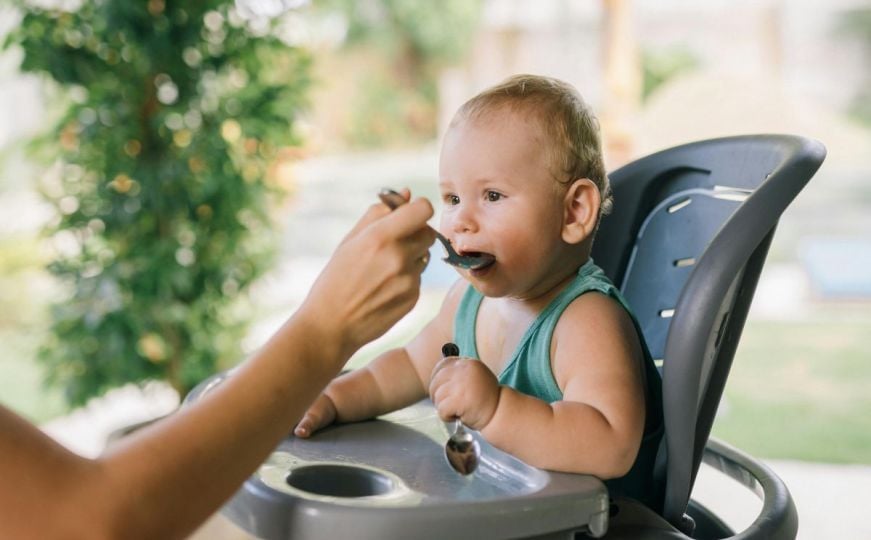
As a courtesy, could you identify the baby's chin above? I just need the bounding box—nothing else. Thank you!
[465,264,518,298]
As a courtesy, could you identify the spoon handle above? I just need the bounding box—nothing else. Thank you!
[441,342,463,427]
[377,189,451,253]
[441,342,460,358]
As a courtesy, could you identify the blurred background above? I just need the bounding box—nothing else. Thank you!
[1,0,869,538]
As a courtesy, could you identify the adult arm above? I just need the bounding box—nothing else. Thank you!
[0,198,435,540]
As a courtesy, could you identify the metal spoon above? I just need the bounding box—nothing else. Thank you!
[378,188,495,270]
[441,342,481,476]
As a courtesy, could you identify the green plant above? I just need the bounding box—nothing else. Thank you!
[4,1,311,405]
[641,45,700,102]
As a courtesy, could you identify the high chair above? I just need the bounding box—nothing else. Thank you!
[595,134,826,539]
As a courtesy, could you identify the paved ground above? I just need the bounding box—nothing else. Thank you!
[693,456,871,539]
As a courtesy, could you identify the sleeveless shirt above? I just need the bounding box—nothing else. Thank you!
[453,259,664,508]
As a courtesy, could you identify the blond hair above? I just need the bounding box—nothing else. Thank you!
[453,74,613,217]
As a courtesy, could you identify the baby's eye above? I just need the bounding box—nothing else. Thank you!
[486,191,503,202]
[444,194,460,205]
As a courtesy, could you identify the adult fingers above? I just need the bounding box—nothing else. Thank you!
[373,197,434,241]
[338,202,392,246]
[343,191,430,248]
[407,227,437,259]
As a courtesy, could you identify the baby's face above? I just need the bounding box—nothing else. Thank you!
[438,111,572,300]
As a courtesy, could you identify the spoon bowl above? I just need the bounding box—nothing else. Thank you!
[445,420,481,476]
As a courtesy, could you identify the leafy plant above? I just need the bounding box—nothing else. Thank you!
[4,0,311,405]
[641,45,700,102]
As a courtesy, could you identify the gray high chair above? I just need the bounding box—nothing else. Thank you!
[185,134,825,540]
[594,134,826,539]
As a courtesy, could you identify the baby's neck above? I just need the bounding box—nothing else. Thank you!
[505,256,589,312]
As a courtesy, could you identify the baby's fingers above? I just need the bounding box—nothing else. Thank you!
[293,396,336,438]
[428,356,459,391]
[293,411,320,438]
[429,367,459,422]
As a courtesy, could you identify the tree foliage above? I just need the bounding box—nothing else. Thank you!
[4,0,311,405]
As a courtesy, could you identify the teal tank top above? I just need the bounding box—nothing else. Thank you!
[453,259,664,509]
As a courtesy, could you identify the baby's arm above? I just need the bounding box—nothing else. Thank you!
[438,292,647,478]
[295,280,467,437]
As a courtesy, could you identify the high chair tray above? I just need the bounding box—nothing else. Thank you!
[187,373,609,540]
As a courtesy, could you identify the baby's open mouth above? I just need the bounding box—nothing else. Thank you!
[459,250,495,271]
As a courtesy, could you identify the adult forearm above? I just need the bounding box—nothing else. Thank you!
[96,312,350,539]
[0,312,344,540]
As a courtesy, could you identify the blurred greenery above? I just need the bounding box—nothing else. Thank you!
[641,45,700,102]
[316,0,482,147]
[713,314,871,464]
[0,328,67,423]
[3,0,311,405]
[0,235,68,421]
[837,6,871,126]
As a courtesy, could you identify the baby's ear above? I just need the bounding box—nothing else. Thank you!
[562,178,600,245]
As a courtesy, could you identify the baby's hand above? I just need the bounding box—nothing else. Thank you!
[429,356,500,431]
[294,393,337,438]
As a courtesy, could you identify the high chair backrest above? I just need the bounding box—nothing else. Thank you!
[591,134,826,531]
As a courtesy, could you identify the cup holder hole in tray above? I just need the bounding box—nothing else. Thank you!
[286,464,395,498]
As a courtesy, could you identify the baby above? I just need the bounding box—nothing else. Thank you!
[295,74,663,506]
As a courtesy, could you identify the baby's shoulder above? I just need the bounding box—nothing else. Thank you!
[553,291,637,348]
[561,290,625,321]
[550,291,643,382]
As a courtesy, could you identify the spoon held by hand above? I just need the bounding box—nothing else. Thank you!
[378,188,495,271]
[440,342,481,476]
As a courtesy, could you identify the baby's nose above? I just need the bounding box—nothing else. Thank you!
[450,204,478,234]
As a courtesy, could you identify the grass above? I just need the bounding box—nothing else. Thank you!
[712,311,871,464]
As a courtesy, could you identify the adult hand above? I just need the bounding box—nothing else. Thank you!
[299,193,435,358]
[429,356,501,431]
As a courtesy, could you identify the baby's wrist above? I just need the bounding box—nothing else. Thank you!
[478,385,505,432]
